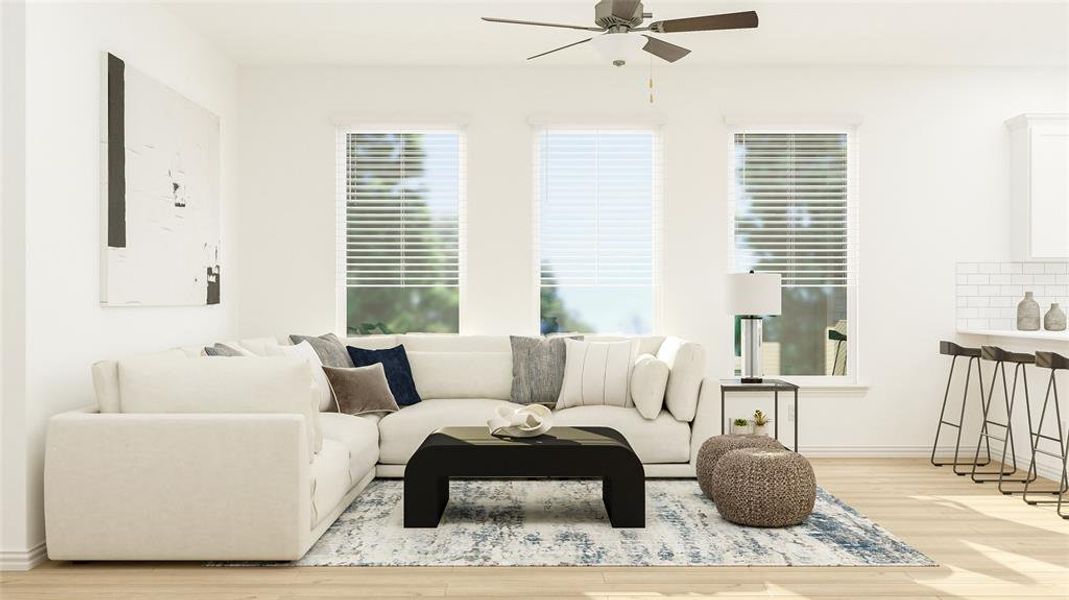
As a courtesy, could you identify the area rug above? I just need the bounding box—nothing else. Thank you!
[228,480,934,567]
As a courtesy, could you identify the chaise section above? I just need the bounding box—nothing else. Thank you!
[318,412,380,483]
[553,406,691,463]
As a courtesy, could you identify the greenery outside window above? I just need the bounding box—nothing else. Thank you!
[338,130,463,334]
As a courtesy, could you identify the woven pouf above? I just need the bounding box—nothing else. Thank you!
[695,435,783,499]
[709,447,816,527]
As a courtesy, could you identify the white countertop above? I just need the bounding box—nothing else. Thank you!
[957,328,1069,342]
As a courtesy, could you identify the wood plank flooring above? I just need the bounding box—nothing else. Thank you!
[2,458,1067,599]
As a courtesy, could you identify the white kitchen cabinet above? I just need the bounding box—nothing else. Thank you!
[1006,114,1068,260]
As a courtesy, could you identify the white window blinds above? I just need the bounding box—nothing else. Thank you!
[535,129,660,288]
[341,131,464,288]
[731,132,854,287]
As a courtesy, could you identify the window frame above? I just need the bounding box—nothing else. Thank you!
[727,124,860,385]
[334,125,468,336]
[530,125,664,335]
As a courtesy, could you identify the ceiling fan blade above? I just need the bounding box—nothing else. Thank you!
[647,11,758,34]
[527,38,593,61]
[482,17,603,32]
[641,35,691,63]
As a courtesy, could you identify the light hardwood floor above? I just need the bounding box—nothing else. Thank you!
[2,458,1067,599]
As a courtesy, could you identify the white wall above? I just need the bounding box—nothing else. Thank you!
[237,64,1068,455]
[0,1,239,566]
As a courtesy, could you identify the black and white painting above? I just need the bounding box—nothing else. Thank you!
[101,53,221,306]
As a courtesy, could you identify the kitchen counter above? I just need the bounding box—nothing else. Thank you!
[957,328,1069,342]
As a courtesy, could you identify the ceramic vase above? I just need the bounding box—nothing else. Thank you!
[731,421,752,435]
[752,424,768,436]
[1018,291,1041,331]
[1045,303,1067,331]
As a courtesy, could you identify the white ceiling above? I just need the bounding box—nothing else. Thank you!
[164,1,1069,67]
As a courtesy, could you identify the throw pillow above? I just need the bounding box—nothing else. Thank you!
[556,339,637,409]
[509,335,582,405]
[203,343,251,357]
[347,345,422,406]
[631,353,670,420]
[322,364,399,416]
[266,341,336,412]
[289,333,353,368]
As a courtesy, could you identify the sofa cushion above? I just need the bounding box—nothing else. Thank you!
[318,413,380,485]
[406,351,512,400]
[115,355,322,457]
[348,345,422,407]
[377,398,517,464]
[399,334,511,353]
[552,406,690,464]
[237,337,283,356]
[587,335,665,356]
[310,439,352,528]
[92,349,187,413]
[557,339,637,409]
[551,404,692,466]
[656,337,706,422]
[631,353,669,420]
[203,343,251,357]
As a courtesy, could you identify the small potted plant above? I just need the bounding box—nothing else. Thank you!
[752,409,771,436]
[731,418,751,435]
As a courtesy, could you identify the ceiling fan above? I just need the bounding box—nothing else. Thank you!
[482,0,758,66]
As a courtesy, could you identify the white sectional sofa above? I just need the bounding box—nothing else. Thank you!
[45,334,717,561]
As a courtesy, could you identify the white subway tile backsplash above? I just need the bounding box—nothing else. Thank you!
[956,261,1069,331]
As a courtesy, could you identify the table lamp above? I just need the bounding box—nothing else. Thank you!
[725,271,782,383]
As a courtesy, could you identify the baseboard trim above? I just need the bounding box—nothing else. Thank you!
[0,542,46,571]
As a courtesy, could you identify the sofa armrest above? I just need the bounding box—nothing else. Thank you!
[45,410,311,561]
[689,377,721,465]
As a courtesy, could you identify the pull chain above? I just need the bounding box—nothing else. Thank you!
[648,55,654,104]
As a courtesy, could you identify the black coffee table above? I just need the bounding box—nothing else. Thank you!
[404,426,645,528]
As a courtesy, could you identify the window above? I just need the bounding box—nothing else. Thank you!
[535,129,660,334]
[730,130,857,379]
[338,130,464,334]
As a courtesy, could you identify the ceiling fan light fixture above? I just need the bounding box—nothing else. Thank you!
[590,32,645,66]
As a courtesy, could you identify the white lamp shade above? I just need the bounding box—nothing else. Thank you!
[590,33,645,64]
[725,272,782,316]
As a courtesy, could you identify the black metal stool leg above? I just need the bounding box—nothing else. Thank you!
[996,362,1038,494]
[930,343,991,472]
[972,360,1017,481]
[1023,366,1069,507]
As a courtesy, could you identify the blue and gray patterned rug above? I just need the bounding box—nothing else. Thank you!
[274,479,934,567]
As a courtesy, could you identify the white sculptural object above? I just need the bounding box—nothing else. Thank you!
[487,404,553,438]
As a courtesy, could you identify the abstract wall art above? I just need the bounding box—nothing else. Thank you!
[101,53,221,306]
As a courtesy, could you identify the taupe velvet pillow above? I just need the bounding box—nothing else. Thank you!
[509,335,583,406]
[322,364,399,416]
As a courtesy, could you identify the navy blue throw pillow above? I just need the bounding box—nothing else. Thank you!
[346,345,422,406]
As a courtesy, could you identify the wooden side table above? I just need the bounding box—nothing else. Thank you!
[720,378,800,452]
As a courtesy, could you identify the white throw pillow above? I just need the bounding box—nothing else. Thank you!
[556,339,637,409]
[116,355,322,458]
[267,341,337,412]
[631,353,669,420]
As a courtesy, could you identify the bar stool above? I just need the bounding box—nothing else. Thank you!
[1022,351,1069,517]
[971,346,1037,493]
[930,341,990,474]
